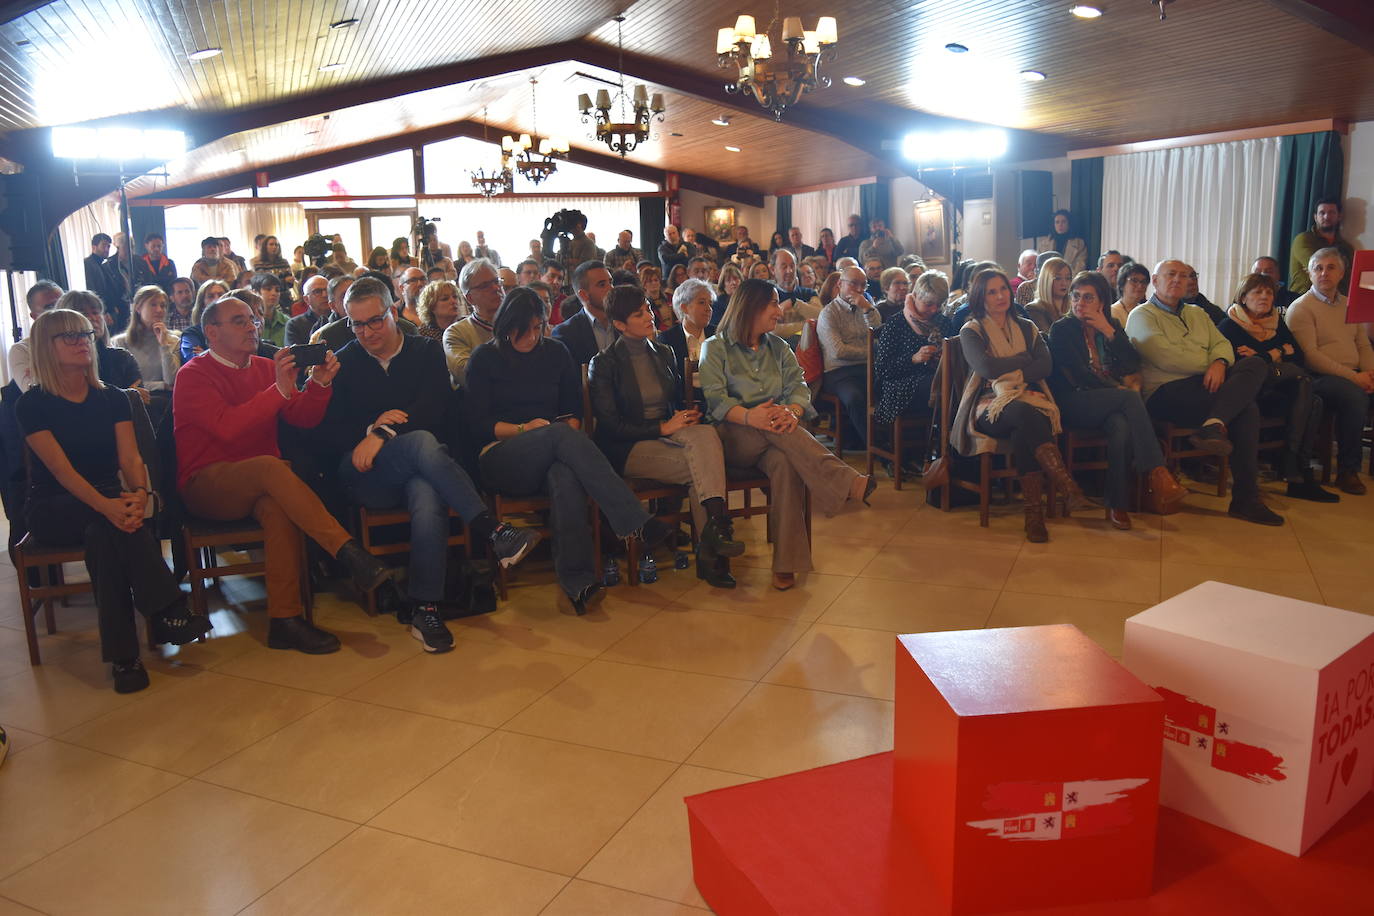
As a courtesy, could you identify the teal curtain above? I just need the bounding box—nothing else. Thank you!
[775,195,792,241]
[1272,131,1343,285]
[1070,157,1104,270]
[859,179,890,230]
[639,197,664,260]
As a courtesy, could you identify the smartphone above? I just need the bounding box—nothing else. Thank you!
[554,413,578,423]
[289,343,328,368]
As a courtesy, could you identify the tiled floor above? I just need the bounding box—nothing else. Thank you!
[0,468,1371,914]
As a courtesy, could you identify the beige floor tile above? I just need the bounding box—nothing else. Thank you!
[987,592,1151,657]
[0,895,44,915]
[688,683,894,779]
[1002,553,1161,603]
[734,534,884,577]
[1317,574,1374,615]
[505,660,752,761]
[346,640,587,726]
[0,646,152,736]
[200,699,487,823]
[1161,516,1308,571]
[861,541,1020,590]
[0,625,88,680]
[818,578,998,633]
[1298,538,1373,585]
[763,623,898,700]
[1288,499,1374,545]
[544,881,709,915]
[452,584,665,658]
[211,616,420,696]
[240,826,567,916]
[1159,563,1325,604]
[1020,514,1163,561]
[153,607,275,670]
[0,740,184,880]
[0,781,352,916]
[809,504,916,544]
[60,671,331,776]
[371,731,674,875]
[601,608,808,680]
[580,765,756,908]
[0,724,45,757]
[671,566,852,622]
[887,504,1029,550]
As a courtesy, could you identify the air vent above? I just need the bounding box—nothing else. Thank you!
[963,173,994,200]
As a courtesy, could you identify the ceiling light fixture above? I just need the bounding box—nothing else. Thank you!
[842,76,866,87]
[470,106,513,198]
[187,47,222,61]
[711,115,731,126]
[725,145,741,152]
[504,77,568,184]
[577,16,665,157]
[1070,5,1103,18]
[1021,69,1047,81]
[329,18,360,29]
[944,42,969,53]
[717,10,838,120]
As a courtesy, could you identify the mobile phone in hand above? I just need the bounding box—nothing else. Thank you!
[289,343,328,368]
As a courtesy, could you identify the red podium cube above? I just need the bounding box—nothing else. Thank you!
[894,624,1163,913]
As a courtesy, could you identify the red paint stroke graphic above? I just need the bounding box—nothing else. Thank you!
[1156,686,1286,784]
[967,778,1149,842]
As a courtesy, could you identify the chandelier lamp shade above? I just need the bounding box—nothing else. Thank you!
[470,107,514,197]
[578,16,666,157]
[502,78,569,185]
[717,12,837,120]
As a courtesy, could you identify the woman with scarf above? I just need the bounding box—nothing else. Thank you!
[875,270,951,426]
[1048,272,1189,529]
[951,269,1095,542]
[1219,273,1336,502]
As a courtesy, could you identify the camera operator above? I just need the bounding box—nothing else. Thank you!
[416,219,457,281]
[858,219,904,270]
[542,210,597,278]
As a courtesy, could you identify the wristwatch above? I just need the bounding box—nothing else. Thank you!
[371,424,396,441]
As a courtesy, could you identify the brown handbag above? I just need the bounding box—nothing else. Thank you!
[921,455,950,490]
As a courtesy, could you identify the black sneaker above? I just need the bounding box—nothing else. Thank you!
[491,523,541,569]
[267,615,342,654]
[409,603,454,653]
[1188,424,1233,456]
[151,601,212,646]
[112,659,150,694]
[568,583,604,616]
[1228,497,1285,527]
[1286,480,1340,503]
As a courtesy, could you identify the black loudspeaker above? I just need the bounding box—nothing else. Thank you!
[1018,170,1053,240]
[0,174,48,271]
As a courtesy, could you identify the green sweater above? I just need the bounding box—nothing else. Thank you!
[1124,297,1234,398]
[1289,229,1354,295]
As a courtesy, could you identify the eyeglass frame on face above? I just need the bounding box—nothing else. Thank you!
[56,330,95,344]
[208,315,263,329]
[468,276,503,294]
[349,314,390,333]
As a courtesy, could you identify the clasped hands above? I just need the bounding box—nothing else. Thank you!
[746,399,799,434]
[102,491,147,533]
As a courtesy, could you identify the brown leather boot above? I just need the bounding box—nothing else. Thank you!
[1020,472,1049,543]
[1108,508,1132,530]
[1146,466,1188,515]
[1033,443,1099,515]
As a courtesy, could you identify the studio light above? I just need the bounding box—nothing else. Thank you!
[51,126,187,161]
[901,128,1008,167]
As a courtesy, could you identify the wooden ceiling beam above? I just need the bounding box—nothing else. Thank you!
[1256,0,1374,48]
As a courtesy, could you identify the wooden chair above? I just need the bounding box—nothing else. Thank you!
[1060,428,1145,511]
[353,506,469,614]
[1154,422,1228,497]
[181,516,314,620]
[13,535,93,665]
[814,391,845,455]
[865,325,931,490]
[932,336,1056,527]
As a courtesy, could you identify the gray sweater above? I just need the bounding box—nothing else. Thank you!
[817,297,882,372]
[1284,289,1374,383]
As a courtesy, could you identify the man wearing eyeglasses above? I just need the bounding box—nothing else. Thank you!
[322,278,539,652]
[444,258,503,387]
[285,275,333,346]
[313,275,419,352]
[174,296,394,654]
[398,267,427,324]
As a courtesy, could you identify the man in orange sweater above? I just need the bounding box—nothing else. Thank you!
[173,295,390,654]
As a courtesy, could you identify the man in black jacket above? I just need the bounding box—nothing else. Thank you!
[323,278,539,652]
[133,233,178,295]
[83,233,126,326]
[551,260,616,364]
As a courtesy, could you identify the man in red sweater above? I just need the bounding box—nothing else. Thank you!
[173,296,390,654]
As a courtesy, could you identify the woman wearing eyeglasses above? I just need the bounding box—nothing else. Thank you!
[18,310,210,693]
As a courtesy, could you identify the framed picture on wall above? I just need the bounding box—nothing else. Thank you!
[914,199,949,265]
[704,206,737,241]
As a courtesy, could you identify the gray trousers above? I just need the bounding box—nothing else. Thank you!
[621,424,728,535]
[715,422,859,574]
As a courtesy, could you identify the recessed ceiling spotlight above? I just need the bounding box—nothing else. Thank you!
[725,145,741,152]
[1021,69,1047,81]
[670,131,684,137]
[1070,5,1103,18]
[711,115,731,127]
[329,18,360,29]
[842,76,866,87]
[187,47,222,61]
[944,42,969,53]
[318,62,345,72]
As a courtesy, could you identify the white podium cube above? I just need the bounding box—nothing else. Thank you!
[1122,581,1374,855]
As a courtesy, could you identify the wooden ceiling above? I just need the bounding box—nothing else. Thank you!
[2,0,1371,200]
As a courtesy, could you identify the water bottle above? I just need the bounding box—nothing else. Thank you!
[638,550,659,584]
[602,556,621,587]
[674,546,691,570]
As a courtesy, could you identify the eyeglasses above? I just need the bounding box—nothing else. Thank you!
[210,316,262,329]
[350,315,388,332]
[469,278,503,293]
[55,330,94,344]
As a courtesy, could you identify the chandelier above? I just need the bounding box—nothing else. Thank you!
[716,7,837,120]
[577,16,666,158]
[469,107,513,198]
[502,77,568,185]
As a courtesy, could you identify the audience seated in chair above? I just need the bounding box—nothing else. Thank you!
[1024,257,1072,335]
[1110,262,1151,327]
[952,269,1096,543]
[18,309,209,693]
[874,267,911,324]
[659,278,717,400]
[112,285,181,393]
[172,295,391,655]
[1047,271,1189,529]
[444,259,503,387]
[552,260,616,365]
[699,279,874,590]
[1125,259,1281,526]
[874,269,952,441]
[817,265,883,450]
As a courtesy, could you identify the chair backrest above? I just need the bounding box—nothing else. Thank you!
[579,362,594,432]
[683,357,697,410]
[796,318,824,387]
[936,336,968,457]
[865,325,881,410]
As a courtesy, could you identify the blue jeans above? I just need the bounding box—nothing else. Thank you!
[479,422,650,596]
[340,430,487,603]
[1057,387,1166,509]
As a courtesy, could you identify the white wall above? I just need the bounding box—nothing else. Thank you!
[1343,120,1373,250]
[677,188,774,246]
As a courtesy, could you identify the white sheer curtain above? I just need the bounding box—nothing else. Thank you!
[162,202,309,270]
[1101,137,1282,305]
[57,193,122,290]
[422,196,640,266]
[791,185,861,247]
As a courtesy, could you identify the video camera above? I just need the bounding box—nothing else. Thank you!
[540,208,587,261]
[301,233,336,267]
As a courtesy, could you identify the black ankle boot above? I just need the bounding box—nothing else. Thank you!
[151,599,212,646]
[700,516,745,559]
[268,615,341,654]
[696,550,737,588]
[335,540,392,592]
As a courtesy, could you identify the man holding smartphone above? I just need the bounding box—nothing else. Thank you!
[322,278,539,653]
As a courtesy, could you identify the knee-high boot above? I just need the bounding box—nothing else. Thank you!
[1033,442,1099,515]
[1020,472,1049,543]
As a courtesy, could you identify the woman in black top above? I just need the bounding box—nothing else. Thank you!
[1218,273,1334,502]
[465,289,672,614]
[17,310,209,693]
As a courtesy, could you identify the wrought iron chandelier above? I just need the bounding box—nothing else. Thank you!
[716,5,837,121]
[469,108,513,198]
[577,16,666,158]
[502,77,568,185]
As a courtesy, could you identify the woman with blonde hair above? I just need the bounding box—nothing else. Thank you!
[18,309,209,692]
[416,280,464,341]
[1025,256,1072,334]
[112,285,181,392]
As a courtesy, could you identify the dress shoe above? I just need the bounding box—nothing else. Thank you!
[1286,480,1340,503]
[568,583,604,616]
[111,659,150,694]
[1188,423,1233,456]
[1336,471,1367,496]
[771,572,796,591]
[1146,466,1188,514]
[151,600,212,646]
[335,540,392,592]
[1108,508,1132,530]
[268,615,341,654]
[1227,497,1284,527]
